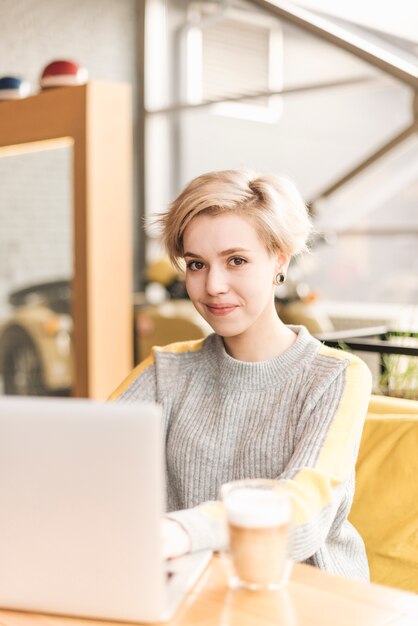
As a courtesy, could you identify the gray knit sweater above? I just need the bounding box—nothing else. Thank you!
[111,326,372,580]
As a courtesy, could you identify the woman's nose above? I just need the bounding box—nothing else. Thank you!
[205,267,229,295]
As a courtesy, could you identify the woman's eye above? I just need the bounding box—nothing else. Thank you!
[229,257,246,267]
[187,260,205,271]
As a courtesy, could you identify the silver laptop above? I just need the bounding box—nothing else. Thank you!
[0,397,211,623]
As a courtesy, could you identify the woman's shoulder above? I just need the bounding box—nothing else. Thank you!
[108,335,214,401]
[307,341,372,400]
[315,342,371,377]
[296,342,372,420]
[151,335,217,384]
[132,334,212,377]
[292,326,371,382]
[137,334,215,373]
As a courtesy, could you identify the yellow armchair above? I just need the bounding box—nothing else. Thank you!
[349,394,418,592]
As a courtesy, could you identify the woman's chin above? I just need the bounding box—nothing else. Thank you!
[207,320,248,339]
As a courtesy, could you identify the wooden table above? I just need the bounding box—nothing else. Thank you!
[0,556,417,626]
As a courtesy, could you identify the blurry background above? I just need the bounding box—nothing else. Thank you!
[0,0,417,398]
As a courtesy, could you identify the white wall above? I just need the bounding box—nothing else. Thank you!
[0,0,138,317]
[0,147,72,318]
[0,0,137,91]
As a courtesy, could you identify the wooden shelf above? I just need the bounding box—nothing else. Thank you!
[0,82,133,399]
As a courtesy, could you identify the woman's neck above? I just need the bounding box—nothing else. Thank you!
[223,309,297,362]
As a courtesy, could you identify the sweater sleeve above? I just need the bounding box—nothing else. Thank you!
[278,355,372,561]
[167,354,372,559]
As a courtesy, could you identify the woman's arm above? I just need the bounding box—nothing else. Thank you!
[276,355,371,561]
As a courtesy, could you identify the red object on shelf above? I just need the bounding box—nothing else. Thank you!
[40,60,88,89]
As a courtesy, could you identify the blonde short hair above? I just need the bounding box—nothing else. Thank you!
[158,170,312,269]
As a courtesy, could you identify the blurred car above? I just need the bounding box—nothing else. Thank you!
[0,280,73,396]
[0,273,205,396]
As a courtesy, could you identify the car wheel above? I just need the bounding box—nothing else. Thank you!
[1,327,46,396]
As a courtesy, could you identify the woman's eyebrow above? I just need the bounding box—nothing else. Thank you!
[184,248,250,258]
[183,251,201,258]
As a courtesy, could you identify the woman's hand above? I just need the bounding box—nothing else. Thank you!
[162,518,192,560]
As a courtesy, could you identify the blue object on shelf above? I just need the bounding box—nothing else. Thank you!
[0,75,31,100]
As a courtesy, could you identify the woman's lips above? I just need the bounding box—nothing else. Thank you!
[205,304,238,316]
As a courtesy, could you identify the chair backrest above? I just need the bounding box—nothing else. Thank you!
[135,302,208,362]
[349,394,418,592]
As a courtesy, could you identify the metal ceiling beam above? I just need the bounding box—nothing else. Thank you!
[249,0,418,89]
[310,122,418,204]
[146,75,373,116]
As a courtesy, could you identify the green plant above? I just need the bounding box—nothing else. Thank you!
[378,353,418,400]
[335,338,418,401]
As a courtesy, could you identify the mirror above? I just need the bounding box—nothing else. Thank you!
[0,139,74,396]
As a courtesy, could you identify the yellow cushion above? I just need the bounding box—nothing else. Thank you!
[367,394,418,415]
[349,396,418,592]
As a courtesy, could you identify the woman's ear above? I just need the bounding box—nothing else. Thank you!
[276,252,290,275]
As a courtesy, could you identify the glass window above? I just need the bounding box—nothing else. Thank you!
[144,0,417,315]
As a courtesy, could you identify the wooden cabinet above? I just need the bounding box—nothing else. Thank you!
[0,82,133,399]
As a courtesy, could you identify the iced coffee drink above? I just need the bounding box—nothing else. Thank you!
[221,480,292,590]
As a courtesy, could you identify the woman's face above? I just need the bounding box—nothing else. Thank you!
[183,213,286,340]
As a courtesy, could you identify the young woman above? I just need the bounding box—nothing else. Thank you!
[110,170,372,580]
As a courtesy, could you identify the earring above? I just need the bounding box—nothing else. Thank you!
[275,273,286,285]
